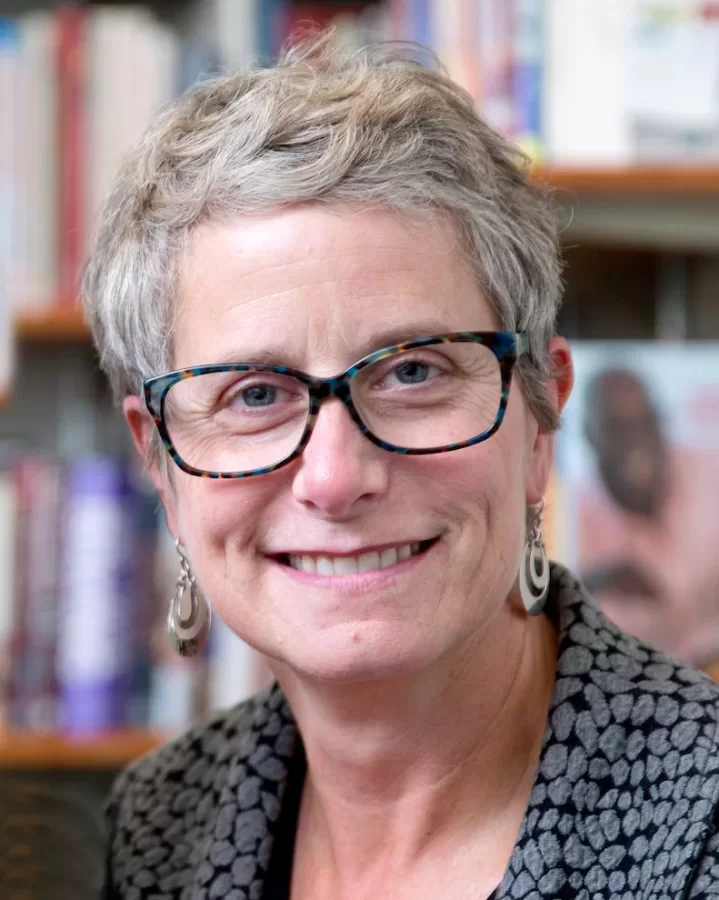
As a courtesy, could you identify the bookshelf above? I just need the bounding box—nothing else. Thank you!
[0,730,164,770]
[15,305,89,342]
[3,0,719,772]
[534,165,719,195]
[4,163,719,353]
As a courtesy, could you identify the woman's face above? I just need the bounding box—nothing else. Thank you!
[127,205,569,682]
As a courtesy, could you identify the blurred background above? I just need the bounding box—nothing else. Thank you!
[0,0,718,895]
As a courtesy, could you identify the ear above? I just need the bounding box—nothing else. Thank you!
[525,337,574,505]
[123,394,179,536]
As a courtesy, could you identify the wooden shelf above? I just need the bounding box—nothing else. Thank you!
[533,165,719,195]
[2,164,718,353]
[0,730,164,769]
[15,305,89,342]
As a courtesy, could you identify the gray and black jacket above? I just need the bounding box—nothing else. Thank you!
[105,565,719,899]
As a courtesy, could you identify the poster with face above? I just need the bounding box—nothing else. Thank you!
[554,343,719,668]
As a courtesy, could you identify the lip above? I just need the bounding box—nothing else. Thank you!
[267,537,440,591]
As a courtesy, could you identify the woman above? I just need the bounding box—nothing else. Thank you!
[86,37,719,900]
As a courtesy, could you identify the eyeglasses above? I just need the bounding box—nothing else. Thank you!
[144,331,529,479]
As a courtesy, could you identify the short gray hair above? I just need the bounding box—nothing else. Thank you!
[82,33,563,445]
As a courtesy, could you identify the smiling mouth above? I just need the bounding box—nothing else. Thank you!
[273,538,438,576]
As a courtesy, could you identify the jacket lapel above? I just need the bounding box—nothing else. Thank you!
[200,684,300,898]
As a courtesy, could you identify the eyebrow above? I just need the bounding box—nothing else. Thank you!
[207,319,460,369]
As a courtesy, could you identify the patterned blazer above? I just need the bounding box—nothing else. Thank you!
[104,565,719,899]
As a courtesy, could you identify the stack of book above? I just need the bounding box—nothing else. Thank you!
[393,0,719,165]
[0,452,271,735]
[0,1,387,396]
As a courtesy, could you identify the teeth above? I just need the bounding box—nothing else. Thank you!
[380,547,398,568]
[357,551,380,572]
[287,542,425,575]
[333,556,358,575]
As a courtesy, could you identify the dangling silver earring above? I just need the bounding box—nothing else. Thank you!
[519,498,550,616]
[168,539,212,657]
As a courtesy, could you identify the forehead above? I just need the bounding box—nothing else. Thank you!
[173,204,497,371]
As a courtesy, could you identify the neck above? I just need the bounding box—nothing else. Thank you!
[273,592,558,895]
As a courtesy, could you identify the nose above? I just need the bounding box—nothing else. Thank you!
[291,398,389,519]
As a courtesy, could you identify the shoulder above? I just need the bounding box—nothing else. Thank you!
[548,566,719,860]
[509,567,719,896]
[552,564,719,745]
[104,684,296,880]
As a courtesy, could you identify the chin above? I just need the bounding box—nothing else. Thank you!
[272,625,433,685]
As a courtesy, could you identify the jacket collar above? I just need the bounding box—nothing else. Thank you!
[201,563,719,898]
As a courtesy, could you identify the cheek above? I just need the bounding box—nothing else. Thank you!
[438,409,529,572]
[172,476,273,578]
[412,427,526,541]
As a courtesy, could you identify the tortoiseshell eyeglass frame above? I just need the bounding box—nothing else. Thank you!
[143,331,530,480]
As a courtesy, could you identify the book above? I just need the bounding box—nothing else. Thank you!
[0,18,19,396]
[56,457,137,733]
[0,464,17,727]
[17,10,58,311]
[434,0,480,104]
[512,0,544,159]
[543,0,633,164]
[85,7,179,255]
[7,456,64,731]
[178,0,286,87]
[56,5,86,305]
[556,341,719,667]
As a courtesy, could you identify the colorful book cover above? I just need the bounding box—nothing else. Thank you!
[556,342,719,669]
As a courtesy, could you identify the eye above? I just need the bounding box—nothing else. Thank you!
[224,378,300,411]
[233,383,281,408]
[381,356,444,388]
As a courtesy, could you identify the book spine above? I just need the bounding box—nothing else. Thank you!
[477,0,515,135]
[17,11,58,310]
[124,467,160,727]
[390,0,409,41]
[257,0,288,63]
[57,458,135,733]
[544,0,632,164]
[56,5,85,306]
[8,457,63,730]
[398,0,432,47]
[86,8,180,245]
[414,0,433,49]
[0,18,19,395]
[512,0,544,159]
[0,465,17,727]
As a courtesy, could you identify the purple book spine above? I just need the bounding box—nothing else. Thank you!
[57,457,136,733]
